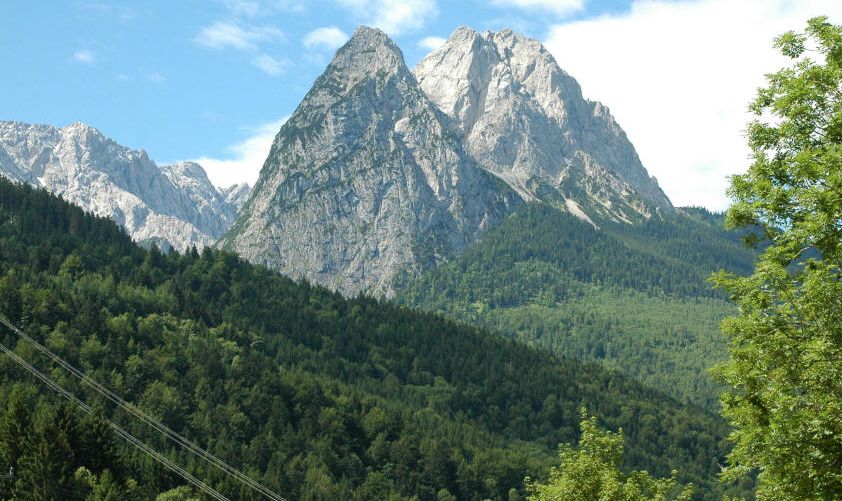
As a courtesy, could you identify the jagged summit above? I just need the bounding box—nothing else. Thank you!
[323,26,406,89]
[164,161,214,185]
[220,26,521,296]
[347,25,397,51]
[221,24,678,296]
[0,120,241,250]
[220,182,251,211]
[415,26,672,222]
[64,121,101,133]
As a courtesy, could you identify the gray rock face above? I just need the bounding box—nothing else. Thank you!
[220,27,522,296]
[220,182,252,211]
[414,26,672,223]
[0,120,242,251]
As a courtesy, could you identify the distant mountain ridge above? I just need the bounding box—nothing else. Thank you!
[223,25,673,295]
[3,26,678,294]
[0,120,248,250]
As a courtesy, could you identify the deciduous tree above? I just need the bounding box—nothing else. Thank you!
[525,410,693,501]
[712,16,842,499]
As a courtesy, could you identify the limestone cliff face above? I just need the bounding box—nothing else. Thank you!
[1,26,676,296]
[220,27,522,296]
[413,27,672,224]
[0,121,242,250]
[223,25,677,296]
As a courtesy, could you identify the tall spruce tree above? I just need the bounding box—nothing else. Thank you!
[13,403,80,500]
[0,385,33,498]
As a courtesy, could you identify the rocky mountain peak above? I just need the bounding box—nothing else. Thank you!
[415,27,581,133]
[65,121,99,134]
[0,120,242,251]
[221,26,521,297]
[489,27,541,53]
[414,26,672,222]
[448,25,481,43]
[164,161,213,185]
[349,25,394,49]
[326,26,407,88]
[61,122,126,153]
[221,182,252,211]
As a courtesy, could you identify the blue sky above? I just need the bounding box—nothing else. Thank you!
[2,1,841,209]
[0,0,621,162]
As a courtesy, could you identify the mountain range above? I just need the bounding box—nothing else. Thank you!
[0,23,760,499]
[216,26,755,412]
[220,26,675,296]
[0,120,248,251]
[1,26,680,296]
[0,23,757,408]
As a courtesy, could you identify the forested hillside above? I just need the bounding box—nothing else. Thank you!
[399,204,757,409]
[0,179,744,499]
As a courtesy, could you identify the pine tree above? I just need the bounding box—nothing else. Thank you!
[0,385,33,498]
[13,403,80,500]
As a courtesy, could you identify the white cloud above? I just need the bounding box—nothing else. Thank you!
[195,21,284,51]
[252,53,290,75]
[72,50,96,64]
[418,35,446,51]
[192,117,288,188]
[221,0,263,17]
[221,0,306,16]
[195,20,289,76]
[544,0,842,210]
[146,72,166,83]
[491,0,583,17]
[76,3,135,23]
[337,0,438,36]
[303,26,349,50]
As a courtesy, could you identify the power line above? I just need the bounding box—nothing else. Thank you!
[0,340,229,501]
[0,314,286,501]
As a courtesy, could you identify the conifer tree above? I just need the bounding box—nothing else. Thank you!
[13,403,79,500]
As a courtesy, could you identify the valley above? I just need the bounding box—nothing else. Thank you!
[0,18,793,501]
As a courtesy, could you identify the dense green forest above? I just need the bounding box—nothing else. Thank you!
[398,204,757,409]
[0,179,745,499]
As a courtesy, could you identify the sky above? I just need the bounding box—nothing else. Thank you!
[2,0,841,210]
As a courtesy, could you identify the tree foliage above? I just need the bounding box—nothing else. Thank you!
[399,204,756,408]
[526,410,694,501]
[0,178,733,499]
[712,16,842,499]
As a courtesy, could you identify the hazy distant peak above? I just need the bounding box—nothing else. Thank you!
[163,161,213,185]
[0,120,242,250]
